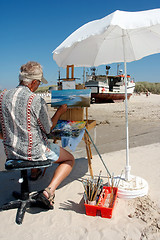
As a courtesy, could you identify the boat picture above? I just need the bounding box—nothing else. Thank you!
[85,66,135,103]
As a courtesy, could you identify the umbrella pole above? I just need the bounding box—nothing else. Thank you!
[83,67,86,84]
[124,61,131,181]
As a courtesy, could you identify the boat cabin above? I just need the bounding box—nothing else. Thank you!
[107,75,131,91]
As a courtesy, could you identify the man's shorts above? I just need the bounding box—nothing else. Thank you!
[45,142,60,162]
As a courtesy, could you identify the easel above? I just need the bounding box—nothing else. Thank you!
[56,65,96,178]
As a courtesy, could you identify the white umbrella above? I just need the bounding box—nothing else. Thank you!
[53,9,160,198]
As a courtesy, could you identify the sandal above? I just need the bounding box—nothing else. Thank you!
[30,168,42,181]
[36,187,55,210]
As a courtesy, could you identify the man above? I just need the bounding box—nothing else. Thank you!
[0,61,75,209]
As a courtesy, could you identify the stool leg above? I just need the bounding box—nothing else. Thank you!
[0,199,21,211]
[16,201,28,225]
[21,170,29,200]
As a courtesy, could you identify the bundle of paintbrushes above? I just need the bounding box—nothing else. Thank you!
[82,171,103,204]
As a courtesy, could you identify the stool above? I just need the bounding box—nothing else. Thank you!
[0,159,52,225]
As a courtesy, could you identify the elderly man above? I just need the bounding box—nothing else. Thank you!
[0,61,75,209]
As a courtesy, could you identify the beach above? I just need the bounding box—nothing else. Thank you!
[0,93,160,239]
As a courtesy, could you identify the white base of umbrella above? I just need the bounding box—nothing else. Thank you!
[116,175,148,199]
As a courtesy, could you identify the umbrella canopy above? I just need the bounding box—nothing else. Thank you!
[53,9,160,68]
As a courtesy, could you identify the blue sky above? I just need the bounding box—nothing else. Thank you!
[0,0,160,90]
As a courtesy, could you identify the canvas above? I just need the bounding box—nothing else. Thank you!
[51,89,91,107]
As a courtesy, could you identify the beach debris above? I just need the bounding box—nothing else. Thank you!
[128,195,160,238]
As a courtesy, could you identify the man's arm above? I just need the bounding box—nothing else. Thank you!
[50,104,68,131]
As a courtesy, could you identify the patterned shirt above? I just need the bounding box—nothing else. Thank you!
[0,85,52,161]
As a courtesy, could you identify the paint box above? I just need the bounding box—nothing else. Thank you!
[84,186,118,218]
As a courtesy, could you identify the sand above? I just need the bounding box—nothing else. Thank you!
[0,93,160,239]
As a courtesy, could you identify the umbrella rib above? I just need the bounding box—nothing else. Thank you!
[135,24,160,38]
[148,25,160,38]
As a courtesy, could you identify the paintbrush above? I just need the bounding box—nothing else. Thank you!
[109,173,115,208]
[92,179,103,201]
[96,188,105,206]
[107,174,111,188]
[90,180,96,201]
[116,170,123,188]
[82,181,89,200]
[97,170,102,187]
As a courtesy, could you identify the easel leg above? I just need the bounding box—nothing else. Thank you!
[88,138,92,160]
[84,131,93,178]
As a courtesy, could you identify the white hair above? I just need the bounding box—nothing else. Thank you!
[20,78,33,86]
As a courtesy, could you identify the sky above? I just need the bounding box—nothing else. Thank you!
[0,0,160,90]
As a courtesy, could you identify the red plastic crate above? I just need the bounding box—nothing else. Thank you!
[84,186,118,218]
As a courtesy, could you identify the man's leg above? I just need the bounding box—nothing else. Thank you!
[43,147,75,201]
[30,168,42,181]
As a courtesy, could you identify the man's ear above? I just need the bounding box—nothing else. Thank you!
[31,80,37,85]
[29,80,36,92]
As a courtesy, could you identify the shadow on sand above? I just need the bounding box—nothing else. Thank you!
[0,157,88,215]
